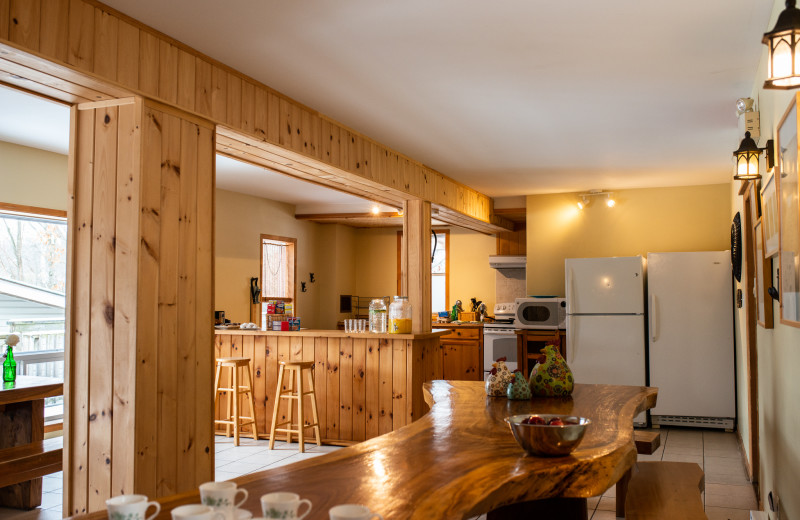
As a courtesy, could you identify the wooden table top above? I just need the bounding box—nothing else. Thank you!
[0,375,63,405]
[69,381,657,520]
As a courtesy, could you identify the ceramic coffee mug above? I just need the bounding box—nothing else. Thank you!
[328,504,384,520]
[199,481,249,509]
[260,492,312,519]
[106,494,161,520]
[171,504,226,520]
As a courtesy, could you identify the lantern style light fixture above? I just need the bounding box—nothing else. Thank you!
[763,0,800,89]
[732,131,774,181]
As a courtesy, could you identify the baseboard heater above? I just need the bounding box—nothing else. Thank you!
[651,415,734,430]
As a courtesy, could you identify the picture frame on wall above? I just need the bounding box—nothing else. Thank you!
[777,94,800,326]
[761,170,779,258]
[754,218,773,328]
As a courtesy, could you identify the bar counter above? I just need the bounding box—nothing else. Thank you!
[214,328,448,443]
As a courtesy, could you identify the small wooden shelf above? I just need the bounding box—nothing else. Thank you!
[516,329,567,377]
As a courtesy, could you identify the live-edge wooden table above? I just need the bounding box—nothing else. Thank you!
[0,375,63,509]
[68,380,657,520]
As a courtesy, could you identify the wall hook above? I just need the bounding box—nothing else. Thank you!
[301,282,307,292]
[309,273,315,283]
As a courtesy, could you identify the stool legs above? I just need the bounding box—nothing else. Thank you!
[268,363,320,453]
[268,365,286,450]
[244,367,258,441]
[214,359,258,447]
[306,367,322,447]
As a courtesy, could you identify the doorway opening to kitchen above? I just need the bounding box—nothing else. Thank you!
[0,83,71,515]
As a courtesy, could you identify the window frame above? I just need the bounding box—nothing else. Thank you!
[259,234,297,304]
[396,228,449,310]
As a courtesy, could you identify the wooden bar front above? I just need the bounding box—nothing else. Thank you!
[214,330,447,443]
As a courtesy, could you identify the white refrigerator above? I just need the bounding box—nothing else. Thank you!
[647,252,735,429]
[565,256,647,426]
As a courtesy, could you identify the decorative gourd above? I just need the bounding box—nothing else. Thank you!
[528,344,574,397]
[506,371,532,400]
[485,358,514,397]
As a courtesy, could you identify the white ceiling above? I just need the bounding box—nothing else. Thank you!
[100,0,774,197]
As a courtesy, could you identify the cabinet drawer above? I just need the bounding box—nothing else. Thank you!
[440,327,480,340]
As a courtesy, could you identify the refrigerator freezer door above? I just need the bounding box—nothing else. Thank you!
[647,252,735,418]
[566,314,647,424]
[566,256,645,315]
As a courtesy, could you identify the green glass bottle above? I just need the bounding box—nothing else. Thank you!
[2,345,15,383]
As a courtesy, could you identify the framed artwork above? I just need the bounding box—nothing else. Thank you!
[777,95,800,325]
[754,218,774,328]
[761,170,779,257]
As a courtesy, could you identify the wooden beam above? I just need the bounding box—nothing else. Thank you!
[402,200,432,334]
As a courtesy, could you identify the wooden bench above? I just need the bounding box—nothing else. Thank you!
[625,461,707,520]
[0,436,63,508]
[616,430,663,516]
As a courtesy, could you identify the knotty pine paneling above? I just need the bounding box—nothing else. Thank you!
[214,332,441,443]
[66,98,214,515]
[0,0,511,232]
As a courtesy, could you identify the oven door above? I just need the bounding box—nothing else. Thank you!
[483,329,518,375]
[515,301,559,329]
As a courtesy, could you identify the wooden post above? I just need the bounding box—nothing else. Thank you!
[65,97,215,515]
[401,201,432,334]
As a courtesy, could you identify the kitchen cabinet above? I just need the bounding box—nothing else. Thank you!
[436,324,483,381]
[516,329,567,378]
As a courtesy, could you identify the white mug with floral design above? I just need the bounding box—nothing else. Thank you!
[171,504,226,520]
[105,494,161,520]
[328,504,383,520]
[199,481,249,519]
[260,492,312,519]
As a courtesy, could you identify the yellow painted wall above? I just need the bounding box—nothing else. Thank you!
[740,3,800,515]
[0,141,68,210]
[214,189,356,328]
[525,185,731,296]
[448,228,497,313]
[353,227,497,314]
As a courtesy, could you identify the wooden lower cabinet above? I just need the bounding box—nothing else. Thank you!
[437,325,484,381]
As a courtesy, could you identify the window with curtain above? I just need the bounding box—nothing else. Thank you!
[261,235,296,301]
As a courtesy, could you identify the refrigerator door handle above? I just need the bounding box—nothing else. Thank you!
[567,267,575,314]
[566,315,576,362]
[650,294,657,343]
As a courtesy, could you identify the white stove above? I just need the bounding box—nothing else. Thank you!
[483,302,519,374]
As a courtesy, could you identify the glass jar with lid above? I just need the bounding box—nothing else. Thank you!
[388,296,412,334]
[369,298,387,333]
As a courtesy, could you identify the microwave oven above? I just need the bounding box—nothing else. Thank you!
[514,297,566,329]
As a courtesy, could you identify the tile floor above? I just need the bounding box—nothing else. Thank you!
[0,427,758,519]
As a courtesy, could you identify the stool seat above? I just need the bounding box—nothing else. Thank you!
[269,360,321,453]
[214,357,258,446]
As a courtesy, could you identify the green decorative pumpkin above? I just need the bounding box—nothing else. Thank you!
[506,371,532,400]
[529,344,574,397]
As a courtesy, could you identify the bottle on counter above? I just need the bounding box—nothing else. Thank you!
[369,298,387,333]
[3,334,19,383]
[388,296,412,334]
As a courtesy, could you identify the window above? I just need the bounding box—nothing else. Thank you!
[0,203,67,423]
[396,229,449,313]
[260,234,296,301]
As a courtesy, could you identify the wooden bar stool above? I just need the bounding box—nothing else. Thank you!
[268,360,321,453]
[214,357,258,446]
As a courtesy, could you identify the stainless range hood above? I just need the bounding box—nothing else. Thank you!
[489,255,526,269]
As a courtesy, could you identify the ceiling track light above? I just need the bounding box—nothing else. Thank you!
[577,190,616,209]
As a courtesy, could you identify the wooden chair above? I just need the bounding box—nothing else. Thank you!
[268,360,321,453]
[214,357,258,446]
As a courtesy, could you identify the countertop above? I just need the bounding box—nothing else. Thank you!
[430,321,484,328]
[214,328,448,340]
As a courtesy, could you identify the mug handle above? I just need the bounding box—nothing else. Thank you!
[297,498,313,519]
[234,488,249,509]
[145,501,161,520]
[212,512,226,520]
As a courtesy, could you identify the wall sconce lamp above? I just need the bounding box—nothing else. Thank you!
[763,0,800,89]
[732,131,774,181]
[577,190,615,209]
